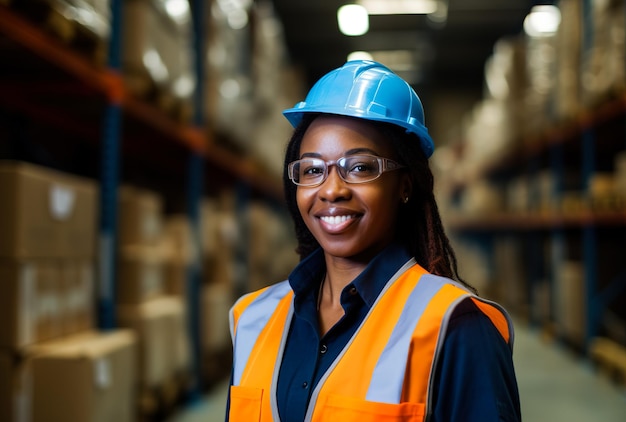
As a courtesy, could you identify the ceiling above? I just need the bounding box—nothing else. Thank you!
[270,0,535,101]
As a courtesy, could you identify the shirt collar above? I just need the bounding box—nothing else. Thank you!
[288,243,413,309]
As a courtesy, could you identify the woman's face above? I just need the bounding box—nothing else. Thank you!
[296,116,410,262]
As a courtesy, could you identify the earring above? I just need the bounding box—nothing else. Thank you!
[403,196,409,204]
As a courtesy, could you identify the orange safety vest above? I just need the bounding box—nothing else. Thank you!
[229,259,513,422]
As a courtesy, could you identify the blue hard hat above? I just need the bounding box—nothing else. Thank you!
[283,60,434,157]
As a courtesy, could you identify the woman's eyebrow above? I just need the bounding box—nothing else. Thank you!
[299,152,322,158]
[345,148,379,156]
[299,148,380,159]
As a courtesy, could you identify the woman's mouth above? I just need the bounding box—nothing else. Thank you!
[320,215,356,225]
[318,214,359,232]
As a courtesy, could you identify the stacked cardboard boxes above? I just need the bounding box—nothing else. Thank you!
[7,0,111,66]
[115,185,192,410]
[0,161,137,422]
[121,0,194,123]
[554,260,586,348]
[580,0,626,108]
[161,213,196,299]
[198,195,237,376]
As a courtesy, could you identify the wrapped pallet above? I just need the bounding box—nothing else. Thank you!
[122,0,194,120]
[581,0,626,107]
[554,0,583,121]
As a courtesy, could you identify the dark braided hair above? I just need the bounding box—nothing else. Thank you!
[282,114,476,293]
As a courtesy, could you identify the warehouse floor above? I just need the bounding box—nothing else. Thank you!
[168,320,626,422]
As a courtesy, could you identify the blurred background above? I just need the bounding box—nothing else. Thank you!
[0,0,625,421]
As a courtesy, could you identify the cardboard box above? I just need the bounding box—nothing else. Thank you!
[0,330,136,422]
[162,214,194,298]
[0,351,32,422]
[165,259,187,298]
[117,246,165,304]
[122,0,193,102]
[117,296,189,388]
[162,214,196,264]
[0,260,64,349]
[166,297,191,375]
[118,185,164,248]
[0,161,97,258]
[201,283,233,352]
[60,259,96,336]
[31,330,137,422]
[555,261,586,348]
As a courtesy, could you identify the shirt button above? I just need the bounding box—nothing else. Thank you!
[302,382,308,389]
[349,286,358,295]
[320,344,328,354]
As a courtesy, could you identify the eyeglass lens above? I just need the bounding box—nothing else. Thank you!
[291,155,386,185]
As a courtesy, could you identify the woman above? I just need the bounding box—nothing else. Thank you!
[228,60,521,422]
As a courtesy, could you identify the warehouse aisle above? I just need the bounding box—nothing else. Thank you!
[167,377,229,422]
[513,321,626,422]
[169,320,626,422]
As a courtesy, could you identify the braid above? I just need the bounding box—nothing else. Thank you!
[384,124,475,293]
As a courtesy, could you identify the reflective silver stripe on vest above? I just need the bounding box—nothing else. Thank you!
[365,273,451,403]
[231,280,292,386]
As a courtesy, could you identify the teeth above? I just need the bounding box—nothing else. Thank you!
[320,215,355,225]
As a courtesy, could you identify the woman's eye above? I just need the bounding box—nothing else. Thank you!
[349,162,374,173]
[303,166,324,175]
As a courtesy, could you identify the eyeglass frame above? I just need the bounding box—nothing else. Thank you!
[287,154,406,187]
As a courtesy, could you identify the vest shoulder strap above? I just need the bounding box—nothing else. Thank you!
[230,281,293,386]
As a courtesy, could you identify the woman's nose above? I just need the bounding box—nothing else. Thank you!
[319,165,350,201]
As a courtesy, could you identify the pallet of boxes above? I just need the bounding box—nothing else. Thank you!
[198,195,238,386]
[5,0,111,67]
[0,161,137,422]
[116,186,192,420]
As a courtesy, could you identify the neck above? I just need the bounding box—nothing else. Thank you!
[317,272,347,335]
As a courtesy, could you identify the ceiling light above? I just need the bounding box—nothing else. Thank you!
[346,50,423,84]
[337,4,369,36]
[357,0,439,15]
[164,0,189,20]
[347,51,374,62]
[523,5,561,37]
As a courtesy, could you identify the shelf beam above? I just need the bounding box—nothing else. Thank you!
[0,5,282,200]
[0,5,122,100]
[445,211,626,232]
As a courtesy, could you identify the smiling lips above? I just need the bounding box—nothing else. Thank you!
[320,215,356,225]
[318,214,359,233]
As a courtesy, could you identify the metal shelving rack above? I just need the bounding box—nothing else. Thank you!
[445,0,626,351]
[0,0,282,401]
[446,95,626,353]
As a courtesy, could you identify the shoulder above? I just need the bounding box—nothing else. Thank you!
[416,273,513,346]
[445,296,514,353]
[230,280,293,326]
[432,299,521,421]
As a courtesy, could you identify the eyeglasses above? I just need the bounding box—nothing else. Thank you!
[288,154,405,187]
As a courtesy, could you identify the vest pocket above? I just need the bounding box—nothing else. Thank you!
[229,385,263,421]
[317,394,425,422]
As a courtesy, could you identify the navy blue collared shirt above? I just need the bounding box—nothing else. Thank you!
[275,243,521,422]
